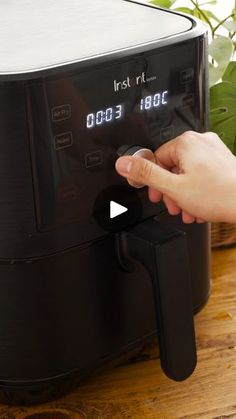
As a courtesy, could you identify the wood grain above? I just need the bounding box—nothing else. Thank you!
[1,247,236,419]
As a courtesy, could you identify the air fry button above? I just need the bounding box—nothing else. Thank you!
[51,104,71,122]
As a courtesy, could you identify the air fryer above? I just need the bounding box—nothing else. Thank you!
[0,0,210,404]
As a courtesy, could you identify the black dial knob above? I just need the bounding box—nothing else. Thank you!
[117,145,156,188]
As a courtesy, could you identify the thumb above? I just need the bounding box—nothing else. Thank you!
[115,155,179,195]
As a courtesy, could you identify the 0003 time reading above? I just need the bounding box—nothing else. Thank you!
[86,105,123,129]
[86,90,168,129]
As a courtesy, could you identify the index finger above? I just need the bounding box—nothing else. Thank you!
[155,136,181,169]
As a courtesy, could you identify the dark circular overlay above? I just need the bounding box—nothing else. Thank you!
[93,185,143,233]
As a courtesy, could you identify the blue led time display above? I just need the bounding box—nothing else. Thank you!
[86,105,123,128]
[86,90,168,129]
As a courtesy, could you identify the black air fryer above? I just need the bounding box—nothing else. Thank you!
[0,0,210,404]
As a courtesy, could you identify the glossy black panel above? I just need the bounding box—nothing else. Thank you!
[28,39,205,238]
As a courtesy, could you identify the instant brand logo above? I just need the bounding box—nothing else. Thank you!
[113,72,157,92]
[113,72,149,92]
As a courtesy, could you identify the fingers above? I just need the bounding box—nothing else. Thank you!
[182,213,206,224]
[196,218,206,224]
[151,190,202,223]
[163,195,181,215]
[115,155,179,195]
[182,211,195,224]
[148,187,162,203]
[115,150,207,225]
[154,137,180,168]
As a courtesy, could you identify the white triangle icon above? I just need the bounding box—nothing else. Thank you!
[110,201,128,219]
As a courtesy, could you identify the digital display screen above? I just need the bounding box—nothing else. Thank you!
[29,38,206,234]
[86,90,168,129]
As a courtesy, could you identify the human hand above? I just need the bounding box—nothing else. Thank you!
[115,131,236,224]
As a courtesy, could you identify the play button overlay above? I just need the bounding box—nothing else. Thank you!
[93,185,143,233]
[110,201,128,219]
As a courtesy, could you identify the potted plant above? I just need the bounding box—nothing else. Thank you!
[151,0,236,246]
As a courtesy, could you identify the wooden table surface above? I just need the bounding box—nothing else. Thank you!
[1,246,236,419]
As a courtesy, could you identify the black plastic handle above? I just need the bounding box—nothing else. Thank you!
[117,217,197,381]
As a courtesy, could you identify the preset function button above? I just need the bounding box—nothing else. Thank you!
[54,132,73,150]
[182,94,194,108]
[85,150,103,168]
[51,104,71,122]
[180,68,194,84]
[57,184,78,202]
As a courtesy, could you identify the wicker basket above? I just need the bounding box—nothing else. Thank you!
[211,222,236,248]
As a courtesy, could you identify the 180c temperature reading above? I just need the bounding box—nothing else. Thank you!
[140,90,168,111]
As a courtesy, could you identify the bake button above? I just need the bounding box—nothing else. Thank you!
[182,94,194,108]
[180,68,194,84]
[85,150,103,168]
[57,185,78,202]
[161,126,174,142]
[51,104,71,122]
[54,132,73,150]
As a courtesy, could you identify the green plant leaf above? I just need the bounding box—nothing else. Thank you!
[223,20,236,32]
[223,61,236,83]
[208,36,234,64]
[173,7,194,15]
[209,63,225,86]
[200,0,217,5]
[210,79,236,152]
[150,0,176,7]
[201,9,221,23]
[208,37,234,86]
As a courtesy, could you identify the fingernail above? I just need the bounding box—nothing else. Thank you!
[116,157,132,174]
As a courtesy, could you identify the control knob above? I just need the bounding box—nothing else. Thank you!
[117,145,156,188]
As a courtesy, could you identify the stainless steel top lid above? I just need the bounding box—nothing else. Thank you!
[0,0,193,76]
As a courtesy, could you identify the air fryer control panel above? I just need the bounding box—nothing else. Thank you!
[27,38,206,241]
